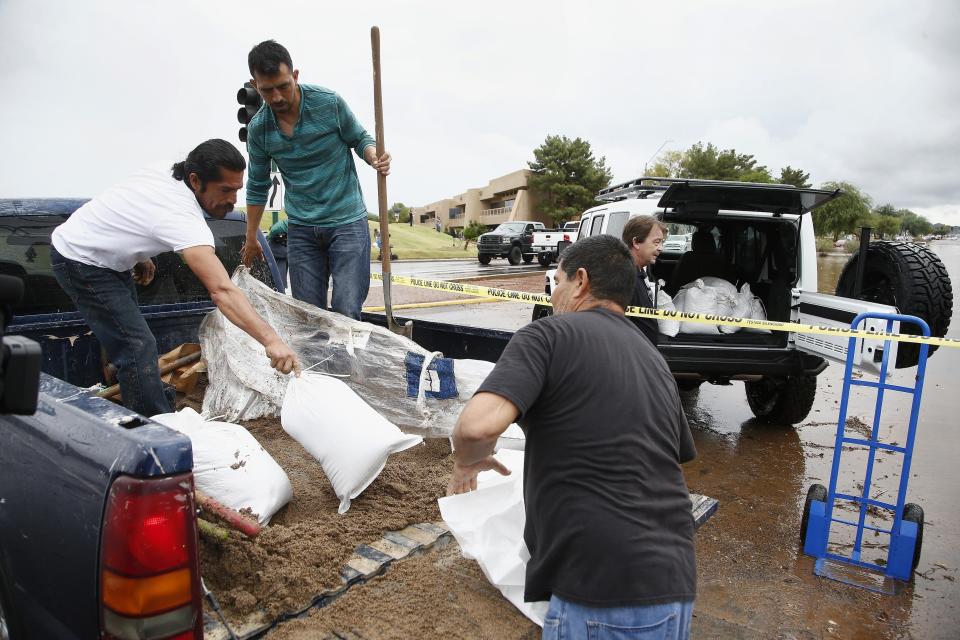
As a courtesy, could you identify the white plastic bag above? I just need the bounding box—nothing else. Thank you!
[281,373,422,514]
[438,449,548,627]
[454,359,496,398]
[151,407,293,524]
[677,280,721,334]
[655,286,680,337]
[742,286,772,334]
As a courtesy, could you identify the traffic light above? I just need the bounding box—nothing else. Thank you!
[237,82,263,143]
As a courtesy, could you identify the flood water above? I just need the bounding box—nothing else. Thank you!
[686,243,960,638]
[382,247,959,637]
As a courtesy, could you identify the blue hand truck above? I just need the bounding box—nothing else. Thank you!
[801,312,930,593]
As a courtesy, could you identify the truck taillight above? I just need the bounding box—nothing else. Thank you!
[100,474,202,640]
[563,234,570,242]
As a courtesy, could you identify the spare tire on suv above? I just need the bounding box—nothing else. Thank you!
[835,241,953,368]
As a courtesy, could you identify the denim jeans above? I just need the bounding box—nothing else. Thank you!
[51,248,172,416]
[542,596,693,640]
[286,217,370,320]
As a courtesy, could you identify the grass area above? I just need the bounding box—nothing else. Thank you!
[244,210,477,259]
[368,220,478,260]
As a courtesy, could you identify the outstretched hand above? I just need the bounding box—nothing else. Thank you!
[446,456,511,496]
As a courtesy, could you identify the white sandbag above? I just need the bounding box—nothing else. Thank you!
[454,359,496,398]
[151,407,292,525]
[438,449,548,627]
[719,283,753,335]
[677,280,721,334]
[742,287,772,334]
[281,373,422,514]
[655,288,680,337]
[698,276,739,297]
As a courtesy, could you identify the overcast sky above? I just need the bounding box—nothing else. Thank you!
[2,0,958,226]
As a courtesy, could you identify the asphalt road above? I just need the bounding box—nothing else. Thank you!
[369,258,547,282]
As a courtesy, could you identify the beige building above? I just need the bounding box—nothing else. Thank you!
[410,169,550,232]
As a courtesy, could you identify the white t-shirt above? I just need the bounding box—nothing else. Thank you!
[52,166,215,272]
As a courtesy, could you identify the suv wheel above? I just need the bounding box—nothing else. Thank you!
[478,254,492,265]
[507,246,522,266]
[745,375,816,424]
[836,240,952,368]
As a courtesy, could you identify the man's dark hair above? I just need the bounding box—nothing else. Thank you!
[248,40,293,77]
[558,235,635,309]
[171,139,246,190]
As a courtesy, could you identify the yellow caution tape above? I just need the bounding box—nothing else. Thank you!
[371,272,960,349]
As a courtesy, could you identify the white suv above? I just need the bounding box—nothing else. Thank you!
[533,177,953,425]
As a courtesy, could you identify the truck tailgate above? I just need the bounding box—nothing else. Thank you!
[0,374,192,638]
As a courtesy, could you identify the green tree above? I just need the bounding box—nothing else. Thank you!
[528,135,613,225]
[389,202,411,223]
[895,208,933,237]
[875,215,901,239]
[871,204,900,239]
[679,142,773,182]
[779,166,811,188]
[647,150,684,177]
[812,181,872,241]
[462,220,487,250]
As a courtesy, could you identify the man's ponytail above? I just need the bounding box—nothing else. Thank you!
[170,140,245,190]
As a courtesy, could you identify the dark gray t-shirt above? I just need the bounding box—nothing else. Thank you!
[478,308,696,606]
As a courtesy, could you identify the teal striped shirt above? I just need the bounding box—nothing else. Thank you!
[245,84,376,227]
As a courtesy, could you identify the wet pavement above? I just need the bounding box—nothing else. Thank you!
[378,242,960,638]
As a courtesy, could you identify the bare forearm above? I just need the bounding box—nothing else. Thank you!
[245,205,266,241]
[452,432,498,467]
[211,284,280,347]
[451,393,517,466]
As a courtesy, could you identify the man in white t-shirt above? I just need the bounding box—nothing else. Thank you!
[51,138,300,416]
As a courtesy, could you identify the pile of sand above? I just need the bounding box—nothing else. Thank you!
[198,414,453,618]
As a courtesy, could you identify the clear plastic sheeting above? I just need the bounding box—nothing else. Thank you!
[200,267,488,437]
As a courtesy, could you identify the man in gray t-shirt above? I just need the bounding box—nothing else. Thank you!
[448,234,696,639]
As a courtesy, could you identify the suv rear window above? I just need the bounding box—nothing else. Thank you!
[2,214,275,317]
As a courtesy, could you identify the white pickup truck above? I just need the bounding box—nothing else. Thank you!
[531,221,580,267]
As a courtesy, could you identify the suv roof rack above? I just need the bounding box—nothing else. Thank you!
[597,176,797,203]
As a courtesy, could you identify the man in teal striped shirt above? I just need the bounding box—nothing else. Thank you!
[241,40,390,320]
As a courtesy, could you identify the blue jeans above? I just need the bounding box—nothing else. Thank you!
[51,249,172,416]
[542,596,693,640]
[286,217,370,320]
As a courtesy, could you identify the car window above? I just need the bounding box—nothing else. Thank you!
[0,214,75,316]
[589,214,605,237]
[136,217,276,306]
[605,212,630,241]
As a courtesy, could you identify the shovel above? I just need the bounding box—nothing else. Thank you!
[371,25,413,339]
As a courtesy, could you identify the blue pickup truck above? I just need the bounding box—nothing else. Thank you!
[0,198,284,639]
